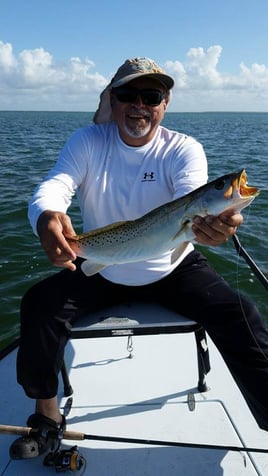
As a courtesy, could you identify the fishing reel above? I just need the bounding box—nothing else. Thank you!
[43,445,85,473]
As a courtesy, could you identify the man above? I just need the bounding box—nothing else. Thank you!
[15,57,268,456]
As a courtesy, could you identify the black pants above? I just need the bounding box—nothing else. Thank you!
[17,251,268,430]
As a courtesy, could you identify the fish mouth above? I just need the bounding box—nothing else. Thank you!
[224,169,260,199]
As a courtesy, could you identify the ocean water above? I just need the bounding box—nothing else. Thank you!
[0,111,267,351]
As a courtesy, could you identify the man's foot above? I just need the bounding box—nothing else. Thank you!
[9,413,66,459]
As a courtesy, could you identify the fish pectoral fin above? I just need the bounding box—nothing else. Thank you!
[171,242,189,264]
[81,260,106,277]
[172,219,195,243]
[172,219,192,241]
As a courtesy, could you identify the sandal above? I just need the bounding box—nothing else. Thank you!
[9,413,66,459]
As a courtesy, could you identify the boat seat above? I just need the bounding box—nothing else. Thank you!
[61,302,210,397]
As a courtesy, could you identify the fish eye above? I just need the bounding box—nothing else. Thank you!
[215,179,225,190]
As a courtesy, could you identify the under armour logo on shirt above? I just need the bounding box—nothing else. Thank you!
[142,172,155,182]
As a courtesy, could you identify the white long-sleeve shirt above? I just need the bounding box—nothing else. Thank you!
[28,122,208,285]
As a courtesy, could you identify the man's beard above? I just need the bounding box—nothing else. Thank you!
[122,110,151,138]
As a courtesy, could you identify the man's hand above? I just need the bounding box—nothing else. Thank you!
[192,212,243,246]
[37,210,77,270]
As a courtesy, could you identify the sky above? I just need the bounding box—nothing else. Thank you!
[1,0,268,112]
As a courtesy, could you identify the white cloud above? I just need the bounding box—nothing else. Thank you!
[187,45,222,83]
[164,46,268,111]
[0,40,108,110]
[0,41,17,72]
[0,41,267,111]
[18,48,57,86]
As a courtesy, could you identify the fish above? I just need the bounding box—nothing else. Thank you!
[66,169,260,276]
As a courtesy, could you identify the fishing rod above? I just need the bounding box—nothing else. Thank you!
[1,424,268,454]
[232,234,268,291]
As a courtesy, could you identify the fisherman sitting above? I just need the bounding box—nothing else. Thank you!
[13,57,268,457]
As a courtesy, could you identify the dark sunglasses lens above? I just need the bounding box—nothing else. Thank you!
[141,91,162,106]
[115,90,137,103]
[114,88,164,106]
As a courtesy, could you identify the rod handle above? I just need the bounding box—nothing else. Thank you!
[0,423,85,441]
[0,424,31,437]
[62,430,85,440]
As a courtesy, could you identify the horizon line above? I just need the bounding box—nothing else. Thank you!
[0,110,268,114]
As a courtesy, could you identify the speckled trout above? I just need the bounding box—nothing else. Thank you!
[67,169,259,276]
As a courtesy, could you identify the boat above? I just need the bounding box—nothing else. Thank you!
[1,296,268,476]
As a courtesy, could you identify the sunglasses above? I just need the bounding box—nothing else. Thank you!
[112,87,167,106]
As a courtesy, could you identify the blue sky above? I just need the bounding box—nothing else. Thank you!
[1,0,268,111]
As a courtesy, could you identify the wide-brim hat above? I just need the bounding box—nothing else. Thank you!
[93,57,174,124]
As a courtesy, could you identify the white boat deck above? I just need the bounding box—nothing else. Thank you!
[1,304,268,475]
